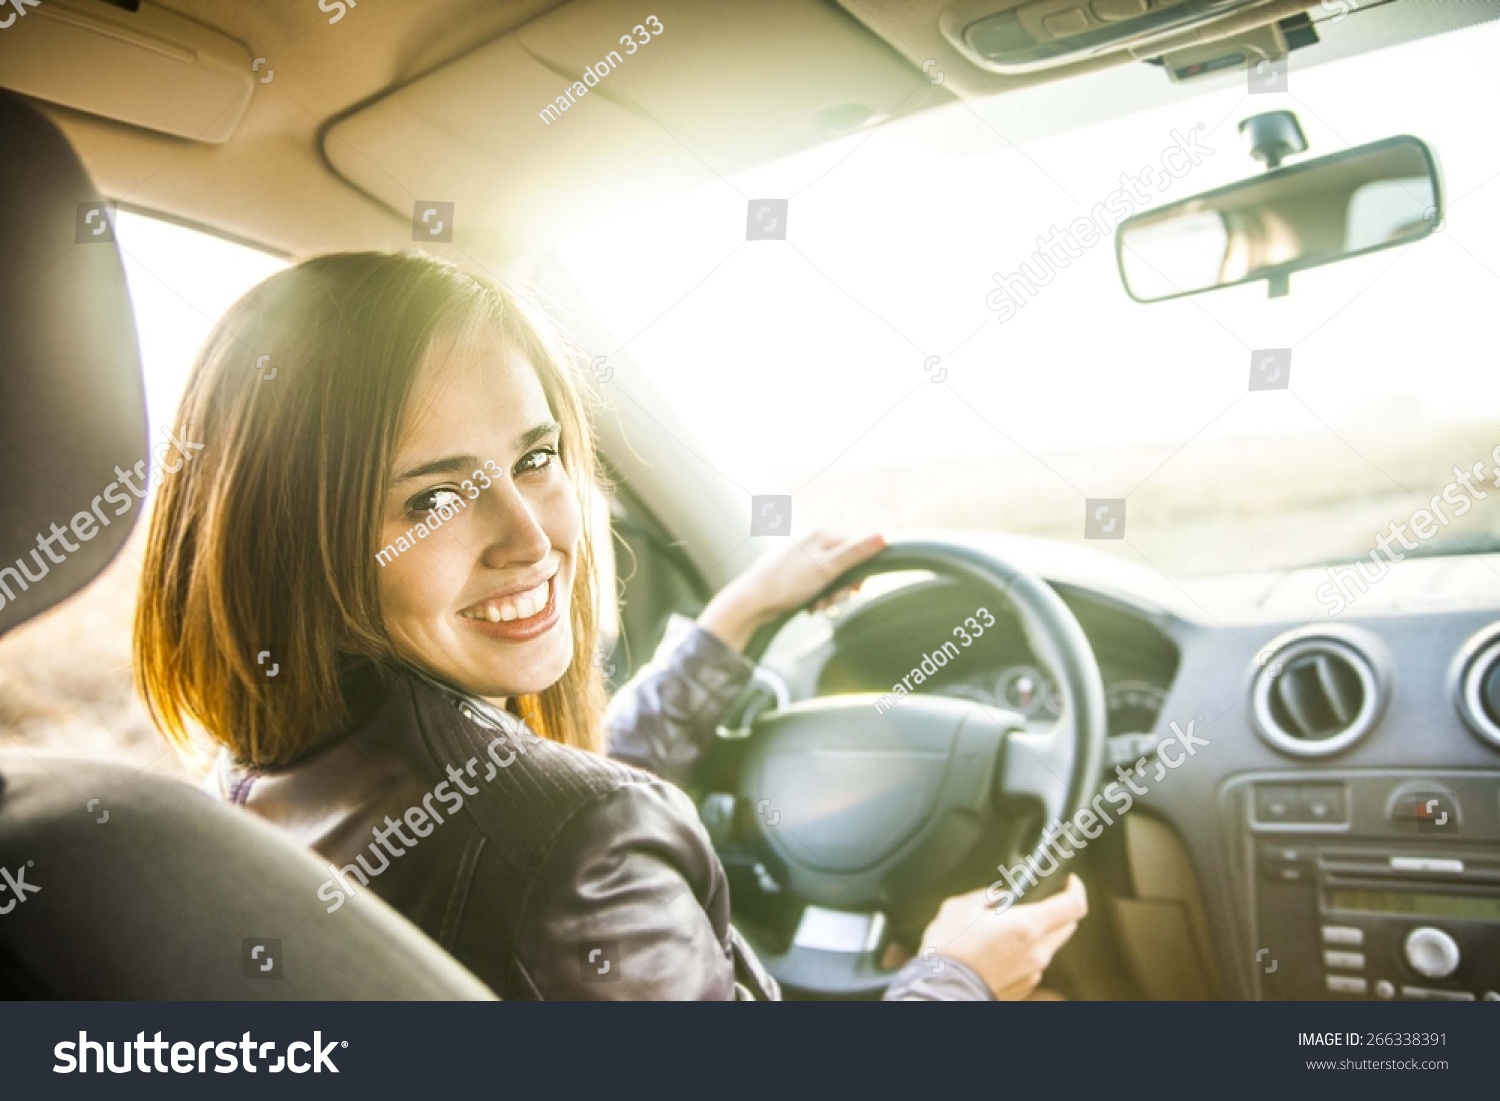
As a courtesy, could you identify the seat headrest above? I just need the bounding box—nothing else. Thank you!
[0,90,148,637]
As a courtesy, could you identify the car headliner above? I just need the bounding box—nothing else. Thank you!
[19,0,1490,266]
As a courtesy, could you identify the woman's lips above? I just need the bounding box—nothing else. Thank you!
[456,576,560,642]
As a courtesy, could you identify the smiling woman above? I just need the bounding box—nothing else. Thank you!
[121,248,1072,1002]
[133,251,608,765]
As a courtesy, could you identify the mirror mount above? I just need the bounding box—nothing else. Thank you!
[1240,111,1309,296]
[1240,110,1308,171]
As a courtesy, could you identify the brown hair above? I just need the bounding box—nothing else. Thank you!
[134,251,606,766]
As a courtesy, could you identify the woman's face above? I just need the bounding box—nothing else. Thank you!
[377,329,580,701]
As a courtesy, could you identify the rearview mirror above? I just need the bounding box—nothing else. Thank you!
[1116,135,1442,302]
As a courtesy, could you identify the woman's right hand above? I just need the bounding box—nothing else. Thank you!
[918,874,1088,999]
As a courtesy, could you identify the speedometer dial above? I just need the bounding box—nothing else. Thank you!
[994,665,1060,719]
[1106,680,1168,737]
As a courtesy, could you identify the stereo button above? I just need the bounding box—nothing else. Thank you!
[1401,986,1474,1001]
[1301,786,1345,823]
[1255,786,1298,822]
[1389,856,1463,874]
[1326,975,1367,995]
[1404,927,1460,980]
[1322,925,1364,946]
[1324,950,1365,970]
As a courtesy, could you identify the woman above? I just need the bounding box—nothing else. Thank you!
[134,251,1085,1000]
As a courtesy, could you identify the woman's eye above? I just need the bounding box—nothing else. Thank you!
[408,487,465,515]
[515,447,558,475]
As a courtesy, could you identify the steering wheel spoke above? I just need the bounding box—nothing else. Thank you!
[1000,717,1073,824]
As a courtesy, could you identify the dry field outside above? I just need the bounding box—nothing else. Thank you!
[2,421,1495,777]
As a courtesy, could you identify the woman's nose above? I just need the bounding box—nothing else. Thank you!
[477,479,552,567]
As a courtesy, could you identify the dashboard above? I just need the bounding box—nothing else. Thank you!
[743,536,1500,1002]
[812,575,1180,742]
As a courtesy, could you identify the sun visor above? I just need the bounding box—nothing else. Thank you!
[0,0,255,143]
[323,0,944,257]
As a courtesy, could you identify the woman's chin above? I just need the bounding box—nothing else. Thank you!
[465,636,574,697]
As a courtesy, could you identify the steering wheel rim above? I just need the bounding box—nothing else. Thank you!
[725,538,1108,997]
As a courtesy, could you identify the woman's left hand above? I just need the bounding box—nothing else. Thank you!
[697,530,886,652]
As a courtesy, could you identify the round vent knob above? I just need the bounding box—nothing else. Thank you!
[1482,663,1500,728]
[1252,634,1383,757]
[1454,625,1500,751]
[1404,927,1460,980]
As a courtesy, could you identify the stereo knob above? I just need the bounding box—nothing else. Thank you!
[1404,927,1460,979]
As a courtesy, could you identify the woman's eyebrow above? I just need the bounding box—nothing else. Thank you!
[517,419,562,451]
[392,454,477,483]
[391,421,561,483]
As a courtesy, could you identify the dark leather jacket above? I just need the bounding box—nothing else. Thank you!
[212,616,991,1001]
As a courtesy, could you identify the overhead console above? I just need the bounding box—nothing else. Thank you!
[939,0,1295,73]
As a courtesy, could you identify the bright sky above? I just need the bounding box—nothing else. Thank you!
[113,212,285,444]
[556,19,1500,483]
[104,21,1500,578]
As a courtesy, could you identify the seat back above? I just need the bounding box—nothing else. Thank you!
[0,89,494,1000]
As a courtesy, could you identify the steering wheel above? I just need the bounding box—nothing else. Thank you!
[719,538,1107,997]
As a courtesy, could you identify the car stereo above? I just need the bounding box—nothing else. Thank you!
[1226,771,1500,1001]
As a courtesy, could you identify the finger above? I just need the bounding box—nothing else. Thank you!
[822,584,859,607]
[796,530,840,555]
[1016,876,1088,930]
[824,532,885,575]
[1035,920,1079,963]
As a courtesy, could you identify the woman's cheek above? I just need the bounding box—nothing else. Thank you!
[376,519,460,616]
[540,470,583,551]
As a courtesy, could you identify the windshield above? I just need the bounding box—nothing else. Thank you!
[556,21,1500,579]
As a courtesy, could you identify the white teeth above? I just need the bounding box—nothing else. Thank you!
[462,577,552,623]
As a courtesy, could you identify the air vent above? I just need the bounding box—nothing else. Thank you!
[1252,635,1383,757]
[1453,624,1500,751]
